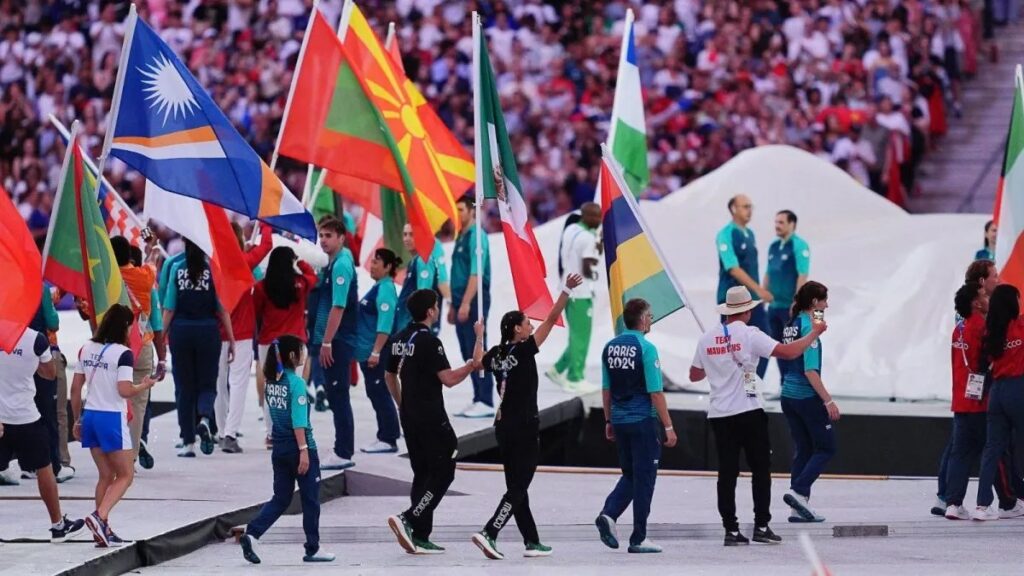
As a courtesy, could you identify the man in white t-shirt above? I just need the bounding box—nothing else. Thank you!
[548,203,601,391]
[689,287,825,547]
[0,328,86,542]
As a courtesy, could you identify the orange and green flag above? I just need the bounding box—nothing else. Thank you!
[342,4,474,234]
[276,5,473,259]
[42,124,131,326]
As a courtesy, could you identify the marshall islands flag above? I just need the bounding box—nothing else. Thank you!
[101,5,315,240]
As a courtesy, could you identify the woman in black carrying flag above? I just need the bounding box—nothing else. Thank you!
[471,273,582,560]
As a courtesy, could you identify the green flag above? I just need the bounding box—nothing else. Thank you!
[42,126,130,325]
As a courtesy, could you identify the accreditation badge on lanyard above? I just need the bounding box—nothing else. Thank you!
[494,344,518,424]
[958,321,985,401]
[724,324,759,398]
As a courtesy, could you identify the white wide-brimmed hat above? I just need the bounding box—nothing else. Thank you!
[716,286,762,316]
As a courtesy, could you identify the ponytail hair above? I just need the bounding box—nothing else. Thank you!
[184,239,207,284]
[791,280,829,318]
[262,335,304,382]
[983,284,1020,363]
[500,310,526,347]
[375,248,403,278]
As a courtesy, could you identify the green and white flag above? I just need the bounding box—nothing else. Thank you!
[606,9,649,197]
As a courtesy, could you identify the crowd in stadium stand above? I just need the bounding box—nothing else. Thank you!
[0,0,999,238]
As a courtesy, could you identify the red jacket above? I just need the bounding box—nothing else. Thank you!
[951,313,986,413]
[991,318,1024,381]
[253,260,318,345]
[221,225,273,342]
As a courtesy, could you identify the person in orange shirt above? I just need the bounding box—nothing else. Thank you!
[110,236,160,466]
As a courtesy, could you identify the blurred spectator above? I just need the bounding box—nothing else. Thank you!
[0,0,996,238]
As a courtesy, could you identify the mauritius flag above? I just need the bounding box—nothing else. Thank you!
[42,123,132,327]
[474,14,555,323]
[102,5,315,240]
[600,150,685,333]
[606,9,649,197]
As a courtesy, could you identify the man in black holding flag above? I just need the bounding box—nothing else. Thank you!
[385,289,483,554]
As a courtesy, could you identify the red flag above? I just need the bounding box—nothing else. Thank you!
[145,182,254,313]
[0,186,43,352]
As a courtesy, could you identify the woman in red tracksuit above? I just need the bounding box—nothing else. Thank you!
[253,246,319,448]
[940,281,1023,518]
[215,223,274,454]
[973,284,1024,520]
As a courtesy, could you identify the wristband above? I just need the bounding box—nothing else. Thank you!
[370,351,380,358]
[825,400,835,407]
[321,342,332,348]
[299,445,308,451]
[664,426,674,432]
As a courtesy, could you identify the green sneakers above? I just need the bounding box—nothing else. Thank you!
[412,537,446,555]
[471,531,504,560]
[387,514,415,554]
[523,542,553,558]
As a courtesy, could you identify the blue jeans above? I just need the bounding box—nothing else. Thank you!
[936,436,951,500]
[601,418,662,546]
[359,360,400,445]
[977,379,1024,507]
[781,396,836,498]
[455,310,493,406]
[247,450,321,556]
[767,307,790,384]
[170,323,221,443]
[316,342,354,460]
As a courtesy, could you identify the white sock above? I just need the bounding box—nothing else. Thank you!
[52,519,65,529]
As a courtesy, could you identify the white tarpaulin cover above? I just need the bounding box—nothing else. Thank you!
[473,145,987,401]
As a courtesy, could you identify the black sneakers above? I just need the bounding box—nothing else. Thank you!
[138,439,155,470]
[50,515,86,543]
[723,531,750,546]
[753,526,782,544]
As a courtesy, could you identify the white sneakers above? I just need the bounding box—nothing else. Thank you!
[545,368,568,388]
[177,444,196,458]
[321,454,356,470]
[360,441,398,454]
[945,504,971,520]
[0,468,20,485]
[784,490,825,523]
[999,499,1024,519]
[973,506,1000,521]
[56,466,76,483]
[458,402,496,419]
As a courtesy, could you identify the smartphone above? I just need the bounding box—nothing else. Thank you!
[812,310,825,322]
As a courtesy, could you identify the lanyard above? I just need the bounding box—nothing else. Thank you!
[498,343,519,393]
[721,323,746,370]
[397,327,430,376]
[956,320,970,368]
[86,343,115,407]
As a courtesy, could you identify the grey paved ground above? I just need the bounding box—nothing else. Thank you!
[136,470,1024,575]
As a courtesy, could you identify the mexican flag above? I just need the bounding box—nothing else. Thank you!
[995,65,1024,290]
[42,124,133,328]
[606,9,649,197]
[474,14,556,323]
